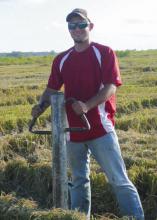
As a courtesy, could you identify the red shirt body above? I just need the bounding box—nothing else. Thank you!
[48,42,122,142]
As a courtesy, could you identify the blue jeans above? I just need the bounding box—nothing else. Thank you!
[67,131,144,220]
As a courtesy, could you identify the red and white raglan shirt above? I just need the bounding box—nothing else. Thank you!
[47,42,122,142]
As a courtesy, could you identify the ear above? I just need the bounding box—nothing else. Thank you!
[89,22,94,31]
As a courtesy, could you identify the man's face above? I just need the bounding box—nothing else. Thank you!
[68,16,93,43]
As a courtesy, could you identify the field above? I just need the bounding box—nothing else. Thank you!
[0,50,157,220]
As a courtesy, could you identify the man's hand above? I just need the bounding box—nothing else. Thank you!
[72,101,89,115]
[31,104,44,118]
[31,88,57,119]
[71,84,116,115]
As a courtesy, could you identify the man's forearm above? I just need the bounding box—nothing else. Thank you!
[31,87,58,119]
[39,87,58,110]
[86,84,116,111]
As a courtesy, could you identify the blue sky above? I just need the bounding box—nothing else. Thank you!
[0,0,157,52]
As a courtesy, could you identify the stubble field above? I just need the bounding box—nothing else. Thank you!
[0,50,157,220]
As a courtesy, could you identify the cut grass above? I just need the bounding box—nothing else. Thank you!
[0,193,86,220]
[0,50,157,219]
[0,105,51,134]
[0,132,51,165]
[116,108,157,132]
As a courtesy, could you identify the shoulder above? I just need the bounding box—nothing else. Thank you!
[91,42,115,56]
[53,47,74,63]
[52,47,74,72]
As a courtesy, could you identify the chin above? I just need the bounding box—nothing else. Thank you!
[74,39,84,43]
[74,37,88,43]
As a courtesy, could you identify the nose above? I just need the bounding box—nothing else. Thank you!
[73,27,82,32]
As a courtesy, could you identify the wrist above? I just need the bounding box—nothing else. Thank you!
[85,101,91,112]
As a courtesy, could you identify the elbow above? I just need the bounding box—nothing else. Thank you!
[112,84,117,94]
[106,83,116,95]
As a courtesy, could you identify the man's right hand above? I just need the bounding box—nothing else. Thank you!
[31,104,44,119]
[31,88,57,119]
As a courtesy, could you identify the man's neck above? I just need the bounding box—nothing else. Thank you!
[74,40,91,52]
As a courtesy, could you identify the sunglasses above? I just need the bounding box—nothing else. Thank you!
[68,22,89,30]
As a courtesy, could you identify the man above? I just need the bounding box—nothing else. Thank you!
[32,8,144,220]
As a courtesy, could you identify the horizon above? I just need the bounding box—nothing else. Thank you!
[0,48,157,54]
[1,48,157,54]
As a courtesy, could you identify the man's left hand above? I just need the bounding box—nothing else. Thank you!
[72,101,88,115]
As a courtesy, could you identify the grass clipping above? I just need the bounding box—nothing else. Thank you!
[0,193,86,220]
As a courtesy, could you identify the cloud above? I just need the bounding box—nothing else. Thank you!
[125,18,157,25]
[26,0,48,4]
[0,0,48,5]
[0,0,19,5]
[45,21,65,31]
[51,21,64,28]
[0,0,13,2]
[126,19,144,24]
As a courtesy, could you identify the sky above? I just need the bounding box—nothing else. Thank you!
[0,0,157,52]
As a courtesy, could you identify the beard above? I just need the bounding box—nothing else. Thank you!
[74,39,84,43]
